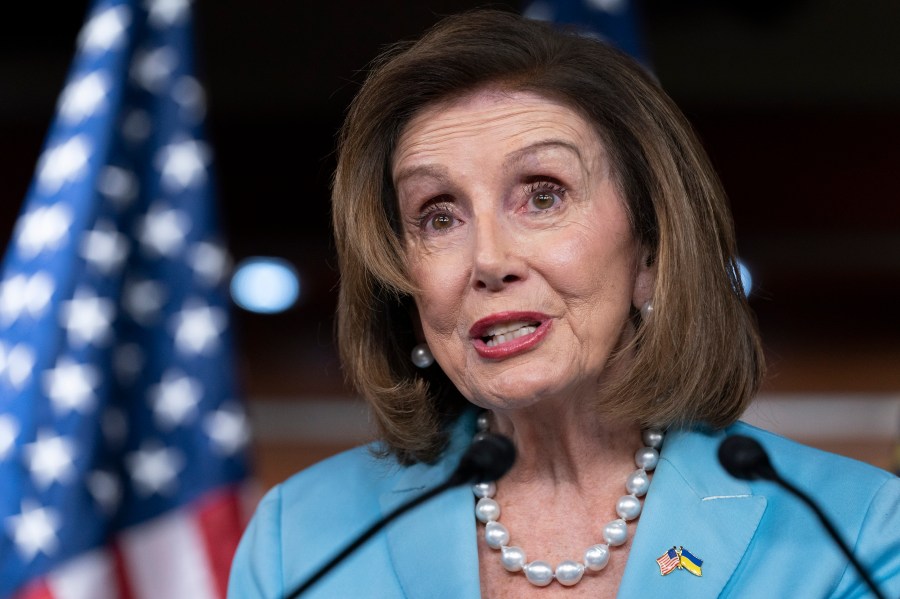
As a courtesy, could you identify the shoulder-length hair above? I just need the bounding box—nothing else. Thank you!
[331,8,765,464]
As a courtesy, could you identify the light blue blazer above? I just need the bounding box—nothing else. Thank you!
[228,409,900,598]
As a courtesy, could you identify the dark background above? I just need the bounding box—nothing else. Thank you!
[2,0,899,403]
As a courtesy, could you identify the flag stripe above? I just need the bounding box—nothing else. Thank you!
[195,485,249,599]
[1,2,253,594]
[119,507,219,599]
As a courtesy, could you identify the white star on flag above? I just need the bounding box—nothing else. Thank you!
[126,443,185,497]
[36,135,93,194]
[0,343,36,390]
[170,300,225,355]
[171,75,206,121]
[187,241,230,285]
[42,357,100,415]
[58,71,110,124]
[121,108,153,143]
[122,278,167,325]
[136,202,190,257]
[131,46,177,93]
[77,5,131,53]
[145,0,192,27]
[80,218,130,274]
[15,203,74,258]
[0,415,19,460]
[87,470,123,514]
[97,165,139,209]
[59,287,116,348]
[112,342,145,387]
[5,501,62,562]
[587,0,627,13]
[23,431,77,490]
[148,369,203,429]
[156,138,210,191]
[204,404,250,455]
[0,272,54,325]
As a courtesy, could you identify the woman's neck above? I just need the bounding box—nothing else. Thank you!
[484,400,642,486]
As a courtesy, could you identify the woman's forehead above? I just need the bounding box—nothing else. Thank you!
[392,89,605,175]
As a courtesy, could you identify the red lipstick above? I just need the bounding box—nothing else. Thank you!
[469,311,551,360]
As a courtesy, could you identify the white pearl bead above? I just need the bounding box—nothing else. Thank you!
[475,497,500,523]
[410,344,434,368]
[500,546,526,571]
[625,468,650,496]
[603,518,628,546]
[472,482,495,498]
[640,300,654,320]
[642,429,664,449]
[476,412,490,431]
[523,561,554,586]
[615,494,642,520]
[485,521,509,549]
[584,544,610,571]
[634,446,659,470]
[555,560,585,586]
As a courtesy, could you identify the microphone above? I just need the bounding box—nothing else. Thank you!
[283,432,516,599]
[718,435,887,599]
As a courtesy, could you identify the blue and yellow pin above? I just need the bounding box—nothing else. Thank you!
[656,545,703,576]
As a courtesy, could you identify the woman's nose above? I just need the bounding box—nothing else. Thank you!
[470,218,526,291]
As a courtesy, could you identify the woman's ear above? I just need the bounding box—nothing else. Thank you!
[632,246,657,310]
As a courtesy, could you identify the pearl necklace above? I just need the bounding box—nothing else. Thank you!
[472,412,665,587]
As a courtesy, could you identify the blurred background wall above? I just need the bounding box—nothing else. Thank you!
[2,0,898,488]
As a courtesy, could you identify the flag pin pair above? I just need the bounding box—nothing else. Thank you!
[656,545,703,577]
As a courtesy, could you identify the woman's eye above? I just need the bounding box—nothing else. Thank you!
[429,213,455,230]
[531,191,557,210]
[525,181,565,212]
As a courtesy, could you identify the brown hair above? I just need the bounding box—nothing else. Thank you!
[331,8,765,464]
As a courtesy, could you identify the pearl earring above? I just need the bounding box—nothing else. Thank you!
[640,300,653,321]
[411,343,434,368]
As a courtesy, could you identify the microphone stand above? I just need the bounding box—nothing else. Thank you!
[283,432,515,599]
[283,478,457,599]
[765,469,887,599]
[719,435,887,599]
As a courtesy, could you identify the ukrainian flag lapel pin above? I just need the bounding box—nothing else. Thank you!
[656,546,703,577]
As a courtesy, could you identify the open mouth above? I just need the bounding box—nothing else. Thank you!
[470,312,551,359]
[482,320,541,347]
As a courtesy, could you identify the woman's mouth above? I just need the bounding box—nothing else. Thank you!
[470,312,551,359]
[482,321,539,347]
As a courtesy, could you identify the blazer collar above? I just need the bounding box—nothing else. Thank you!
[618,426,767,598]
[380,409,482,598]
[379,416,766,599]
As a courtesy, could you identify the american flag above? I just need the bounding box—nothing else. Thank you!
[521,0,651,69]
[0,1,256,598]
[656,547,680,576]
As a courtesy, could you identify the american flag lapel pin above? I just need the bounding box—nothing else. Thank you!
[656,545,703,577]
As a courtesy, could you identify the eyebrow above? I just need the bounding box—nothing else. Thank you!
[504,139,584,168]
[393,138,585,187]
[393,163,449,188]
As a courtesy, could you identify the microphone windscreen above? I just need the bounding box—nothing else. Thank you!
[717,434,775,481]
[450,433,516,485]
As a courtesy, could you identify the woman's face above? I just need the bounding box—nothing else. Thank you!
[392,89,654,410]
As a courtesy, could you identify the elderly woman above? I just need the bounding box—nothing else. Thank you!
[228,9,900,599]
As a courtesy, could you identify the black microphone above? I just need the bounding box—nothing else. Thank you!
[718,435,887,599]
[283,432,516,599]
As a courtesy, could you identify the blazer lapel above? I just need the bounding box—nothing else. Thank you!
[380,412,482,599]
[618,427,767,599]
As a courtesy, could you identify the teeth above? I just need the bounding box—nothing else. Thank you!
[485,324,537,347]
[484,320,535,337]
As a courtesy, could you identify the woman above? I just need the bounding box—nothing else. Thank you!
[228,9,900,598]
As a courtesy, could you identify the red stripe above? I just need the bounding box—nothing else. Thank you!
[13,579,54,599]
[112,541,137,599]
[194,485,248,598]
